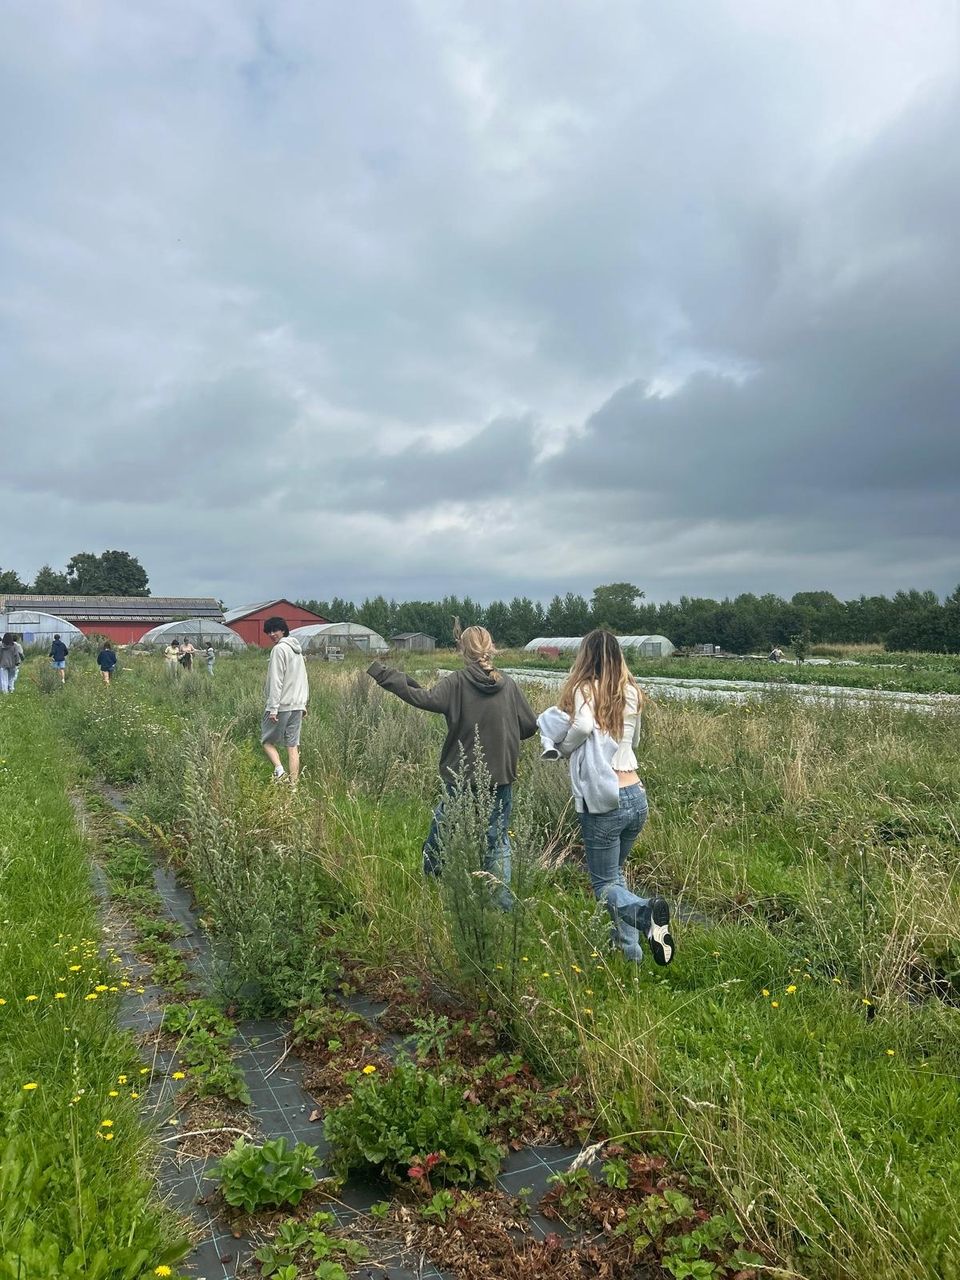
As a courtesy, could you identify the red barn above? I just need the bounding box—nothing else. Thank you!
[0,593,223,645]
[224,599,329,648]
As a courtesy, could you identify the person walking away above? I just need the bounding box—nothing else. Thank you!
[261,616,309,784]
[543,629,674,966]
[0,633,23,694]
[205,644,215,674]
[366,625,538,909]
[164,639,180,671]
[97,642,118,685]
[50,633,68,683]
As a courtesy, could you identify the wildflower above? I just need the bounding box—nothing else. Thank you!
[22,1083,38,1091]
[130,1091,139,1099]
[118,1075,128,1084]
[171,1071,186,1081]
[108,1090,119,1097]
[71,1095,81,1104]
[521,956,529,962]
[582,1008,593,1017]
[101,1132,115,1142]
[408,1165,425,1180]
[69,965,82,972]
[862,998,873,1007]
[155,1269,173,1278]
[100,1119,113,1127]
[712,951,721,958]
[139,1067,149,1075]
[886,1049,895,1056]
[25,995,39,1002]
[0,999,5,1005]
[771,1001,780,1008]
[761,989,770,998]
[786,985,797,995]
[571,964,582,973]
[832,977,842,984]
[585,988,594,995]
[54,992,66,1000]
[495,964,503,971]
[424,1152,441,1170]
[94,985,108,993]
[85,993,98,1001]
[362,1065,377,1075]
[591,951,600,958]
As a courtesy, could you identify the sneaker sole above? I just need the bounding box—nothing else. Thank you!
[647,898,674,966]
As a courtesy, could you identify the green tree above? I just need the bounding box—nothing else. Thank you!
[66,550,149,596]
[545,592,591,635]
[0,567,28,593]
[591,583,644,633]
[32,564,70,594]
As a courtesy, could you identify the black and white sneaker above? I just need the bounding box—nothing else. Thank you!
[645,898,674,966]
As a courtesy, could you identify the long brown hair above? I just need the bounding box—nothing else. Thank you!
[558,630,642,736]
[458,625,501,680]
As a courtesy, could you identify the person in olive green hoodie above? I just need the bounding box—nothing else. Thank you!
[367,625,537,905]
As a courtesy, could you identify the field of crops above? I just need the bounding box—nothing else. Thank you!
[4,647,960,1280]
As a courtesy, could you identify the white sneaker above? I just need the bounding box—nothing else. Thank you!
[272,767,286,783]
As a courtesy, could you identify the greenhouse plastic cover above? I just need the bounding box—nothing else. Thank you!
[138,618,247,648]
[290,621,389,652]
[523,634,675,654]
[1,610,85,645]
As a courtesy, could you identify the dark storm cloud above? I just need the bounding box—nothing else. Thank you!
[1,2,957,603]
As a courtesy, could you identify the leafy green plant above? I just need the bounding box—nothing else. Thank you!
[324,1057,502,1185]
[547,1167,594,1217]
[420,1189,457,1223]
[212,1137,318,1213]
[254,1212,366,1278]
[410,1012,461,1059]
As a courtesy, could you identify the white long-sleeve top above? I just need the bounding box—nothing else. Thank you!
[560,685,642,772]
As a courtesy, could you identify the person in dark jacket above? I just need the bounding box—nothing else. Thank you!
[50,633,69,683]
[97,642,118,685]
[367,625,537,904]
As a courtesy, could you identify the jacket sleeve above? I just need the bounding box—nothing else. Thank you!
[264,645,287,713]
[558,688,595,757]
[514,685,539,740]
[367,661,453,714]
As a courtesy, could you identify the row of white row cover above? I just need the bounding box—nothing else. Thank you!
[524,634,676,656]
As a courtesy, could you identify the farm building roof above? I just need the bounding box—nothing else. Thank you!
[0,594,223,624]
[223,598,326,623]
[390,632,434,640]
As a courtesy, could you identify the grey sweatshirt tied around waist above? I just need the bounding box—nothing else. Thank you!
[537,705,620,814]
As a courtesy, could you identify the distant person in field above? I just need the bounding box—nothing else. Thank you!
[261,616,309,784]
[768,647,784,663]
[205,644,216,674]
[0,633,24,694]
[97,641,118,685]
[367,624,538,908]
[164,639,181,671]
[49,633,69,683]
[540,629,674,967]
[178,639,195,671]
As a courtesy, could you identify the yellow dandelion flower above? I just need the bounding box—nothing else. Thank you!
[541,972,551,979]
[521,956,529,962]
[139,1067,149,1075]
[0,999,7,1005]
[155,1266,173,1277]
[85,993,98,1001]
[94,985,108,993]
[582,1008,593,1016]
[102,1133,114,1142]
[136,987,145,994]
[108,1090,119,1097]
[118,1075,128,1084]
[591,951,600,958]
[886,1049,895,1056]
[786,985,797,994]
[862,998,873,1006]
[69,965,82,972]
[71,1095,81,1104]
[22,1083,38,1091]
[171,1071,185,1080]
[362,1065,377,1075]
[25,995,39,1002]
[771,1001,780,1008]
[54,992,67,1000]
[130,1091,139,1099]
[100,1119,113,1127]
[571,964,582,973]
[761,989,770,998]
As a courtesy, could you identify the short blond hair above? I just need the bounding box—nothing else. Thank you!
[458,625,500,678]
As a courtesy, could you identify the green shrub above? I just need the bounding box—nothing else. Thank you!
[323,1058,502,1185]
[211,1137,318,1214]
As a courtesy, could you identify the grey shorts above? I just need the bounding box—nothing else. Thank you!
[261,709,304,747]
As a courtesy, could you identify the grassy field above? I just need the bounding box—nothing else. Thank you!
[0,682,187,1280]
[14,648,960,1279]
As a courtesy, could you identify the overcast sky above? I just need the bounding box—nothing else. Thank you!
[2,1,958,608]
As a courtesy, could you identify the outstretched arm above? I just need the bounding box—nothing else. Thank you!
[367,661,453,714]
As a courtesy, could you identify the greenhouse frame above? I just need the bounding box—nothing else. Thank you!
[137,619,247,649]
[290,621,390,654]
[524,634,676,657]
[0,610,85,647]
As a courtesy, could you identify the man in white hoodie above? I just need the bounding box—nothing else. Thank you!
[261,615,309,783]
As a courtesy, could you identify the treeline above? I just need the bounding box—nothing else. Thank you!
[0,551,150,597]
[300,583,960,654]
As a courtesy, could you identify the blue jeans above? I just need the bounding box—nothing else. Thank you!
[423,782,514,909]
[579,783,650,962]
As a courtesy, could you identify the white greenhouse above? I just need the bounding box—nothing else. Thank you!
[524,634,676,658]
[0,609,85,647]
[138,619,247,649]
[290,621,390,654]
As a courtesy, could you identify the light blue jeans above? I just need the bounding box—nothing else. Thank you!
[579,783,650,962]
[423,782,514,910]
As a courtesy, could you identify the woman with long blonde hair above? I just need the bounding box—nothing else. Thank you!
[367,624,537,906]
[556,630,673,965]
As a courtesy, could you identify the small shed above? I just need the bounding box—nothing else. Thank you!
[225,599,328,648]
[391,632,436,652]
[290,621,390,655]
[138,619,247,649]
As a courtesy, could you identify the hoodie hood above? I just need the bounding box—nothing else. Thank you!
[279,635,303,656]
[463,661,505,695]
